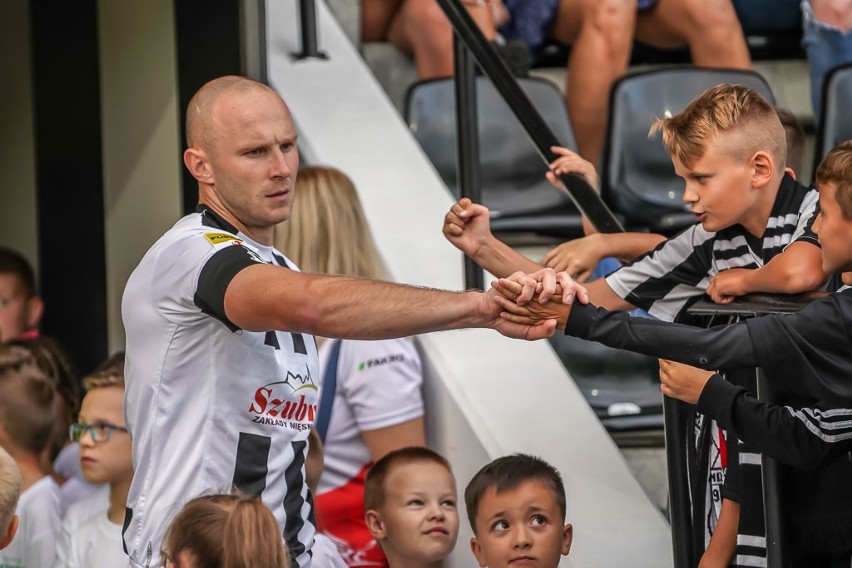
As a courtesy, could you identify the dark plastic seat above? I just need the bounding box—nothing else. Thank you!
[602,67,776,234]
[404,76,583,236]
[813,63,852,172]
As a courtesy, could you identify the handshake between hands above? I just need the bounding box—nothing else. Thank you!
[490,268,590,332]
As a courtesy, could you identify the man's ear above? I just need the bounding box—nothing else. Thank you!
[750,150,775,188]
[0,515,18,550]
[561,523,573,556]
[470,537,488,568]
[183,148,214,184]
[364,509,386,540]
[25,296,44,331]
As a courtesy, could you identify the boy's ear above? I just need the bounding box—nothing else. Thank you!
[561,523,573,556]
[750,150,775,188]
[0,515,18,550]
[470,537,488,568]
[25,296,44,331]
[364,509,386,540]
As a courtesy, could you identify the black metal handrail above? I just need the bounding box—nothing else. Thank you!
[435,0,624,240]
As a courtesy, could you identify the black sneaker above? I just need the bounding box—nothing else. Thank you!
[494,39,532,78]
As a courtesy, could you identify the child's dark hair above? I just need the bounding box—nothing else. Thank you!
[0,247,36,299]
[774,106,805,175]
[364,446,452,511]
[816,140,852,220]
[464,454,566,535]
[162,493,289,568]
[0,346,56,455]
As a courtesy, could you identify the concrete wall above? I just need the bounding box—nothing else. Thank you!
[0,0,38,268]
[98,0,182,352]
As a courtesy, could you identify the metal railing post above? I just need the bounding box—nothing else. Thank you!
[756,368,790,567]
[292,0,327,60]
[453,33,484,291]
[663,397,697,568]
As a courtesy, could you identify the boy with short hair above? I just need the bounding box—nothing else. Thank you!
[0,446,22,550]
[496,140,852,565]
[0,348,61,568]
[56,361,131,567]
[465,454,573,568]
[364,447,459,568]
[445,84,825,313]
[0,248,43,345]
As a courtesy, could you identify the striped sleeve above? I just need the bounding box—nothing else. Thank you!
[698,374,852,469]
[605,224,716,321]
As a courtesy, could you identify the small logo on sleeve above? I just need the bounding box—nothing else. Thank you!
[204,232,237,245]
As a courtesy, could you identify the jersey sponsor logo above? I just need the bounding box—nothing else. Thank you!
[357,353,405,371]
[248,366,318,431]
[204,232,237,245]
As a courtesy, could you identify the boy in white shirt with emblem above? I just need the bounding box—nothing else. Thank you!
[57,357,131,567]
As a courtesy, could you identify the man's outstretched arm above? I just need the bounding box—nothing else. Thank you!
[223,263,556,341]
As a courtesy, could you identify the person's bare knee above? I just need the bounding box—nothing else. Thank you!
[581,0,635,60]
[388,0,454,77]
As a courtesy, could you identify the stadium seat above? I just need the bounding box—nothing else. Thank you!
[813,63,852,171]
[404,76,584,237]
[601,67,776,235]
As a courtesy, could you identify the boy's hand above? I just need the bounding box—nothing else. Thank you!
[481,286,557,340]
[542,234,606,281]
[659,359,715,404]
[443,198,493,259]
[545,146,599,193]
[490,269,589,330]
[707,269,752,304]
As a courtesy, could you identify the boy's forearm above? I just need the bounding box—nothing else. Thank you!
[599,233,667,263]
[744,242,827,294]
[473,235,543,278]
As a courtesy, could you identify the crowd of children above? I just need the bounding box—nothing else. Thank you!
[1,77,851,568]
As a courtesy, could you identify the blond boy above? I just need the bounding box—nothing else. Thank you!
[0,446,22,550]
[364,447,459,568]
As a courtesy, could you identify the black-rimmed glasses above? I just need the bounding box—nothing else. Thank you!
[68,421,129,443]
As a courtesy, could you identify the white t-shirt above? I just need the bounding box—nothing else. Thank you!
[314,337,423,565]
[311,533,349,568]
[54,443,102,515]
[0,476,61,568]
[56,485,110,567]
[64,508,127,568]
[122,209,319,568]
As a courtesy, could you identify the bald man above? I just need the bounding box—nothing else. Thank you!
[121,76,555,568]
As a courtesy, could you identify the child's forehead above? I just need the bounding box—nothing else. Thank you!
[477,478,560,513]
[386,459,454,487]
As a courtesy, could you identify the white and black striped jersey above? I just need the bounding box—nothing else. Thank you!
[122,206,318,568]
[606,175,819,321]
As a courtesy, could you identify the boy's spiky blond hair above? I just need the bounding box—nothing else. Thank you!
[650,83,785,170]
[815,140,852,220]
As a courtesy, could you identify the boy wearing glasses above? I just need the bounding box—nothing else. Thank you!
[0,347,61,568]
[57,359,131,568]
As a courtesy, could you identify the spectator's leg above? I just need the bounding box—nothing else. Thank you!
[385,0,498,80]
[361,0,404,42]
[549,0,637,164]
[802,0,852,118]
[634,0,750,69]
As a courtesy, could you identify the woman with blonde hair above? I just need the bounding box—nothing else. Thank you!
[161,494,289,568]
[276,166,426,567]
